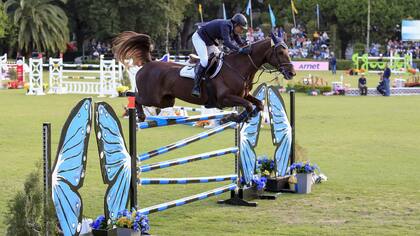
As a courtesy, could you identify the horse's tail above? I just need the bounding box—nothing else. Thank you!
[113,31,152,66]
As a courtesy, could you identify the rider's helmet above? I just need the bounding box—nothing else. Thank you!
[231,13,248,30]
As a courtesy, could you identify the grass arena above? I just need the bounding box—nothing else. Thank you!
[0,70,419,235]
[1,0,420,235]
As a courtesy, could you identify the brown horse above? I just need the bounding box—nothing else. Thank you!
[114,31,295,122]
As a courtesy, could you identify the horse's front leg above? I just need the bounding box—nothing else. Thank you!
[244,93,264,112]
[220,94,255,123]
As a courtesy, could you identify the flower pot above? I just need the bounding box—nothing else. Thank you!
[265,176,289,192]
[289,183,296,192]
[92,228,141,236]
[296,173,312,194]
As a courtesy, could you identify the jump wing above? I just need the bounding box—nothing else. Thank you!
[51,98,92,236]
[267,86,292,176]
[94,102,131,220]
[239,83,266,185]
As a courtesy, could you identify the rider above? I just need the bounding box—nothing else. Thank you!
[191,13,250,98]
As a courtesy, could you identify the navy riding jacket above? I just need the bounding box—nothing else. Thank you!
[197,19,245,51]
[383,67,391,79]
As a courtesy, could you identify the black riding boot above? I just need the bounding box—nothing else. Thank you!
[191,65,206,98]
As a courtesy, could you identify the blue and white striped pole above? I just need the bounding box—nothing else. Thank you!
[137,113,234,129]
[138,175,237,185]
[138,147,238,173]
[138,183,237,215]
[138,122,235,162]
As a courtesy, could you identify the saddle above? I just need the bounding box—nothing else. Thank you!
[179,52,224,80]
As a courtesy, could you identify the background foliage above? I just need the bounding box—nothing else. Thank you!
[0,0,420,56]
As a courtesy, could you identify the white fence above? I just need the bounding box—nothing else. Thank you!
[28,55,139,96]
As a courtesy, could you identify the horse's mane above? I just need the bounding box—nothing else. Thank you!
[250,38,271,46]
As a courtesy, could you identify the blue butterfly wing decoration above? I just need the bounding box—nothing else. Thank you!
[267,86,292,176]
[94,102,131,221]
[239,83,266,185]
[51,98,92,236]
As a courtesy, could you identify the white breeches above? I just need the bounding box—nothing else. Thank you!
[192,32,220,67]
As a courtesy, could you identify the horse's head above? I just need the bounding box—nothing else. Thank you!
[266,33,296,80]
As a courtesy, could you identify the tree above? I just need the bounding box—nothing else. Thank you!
[0,2,9,38]
[4,0,70,55]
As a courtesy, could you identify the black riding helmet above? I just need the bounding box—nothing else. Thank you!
[231,13,248,30]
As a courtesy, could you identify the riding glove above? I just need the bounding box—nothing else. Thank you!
[239,47,251,55]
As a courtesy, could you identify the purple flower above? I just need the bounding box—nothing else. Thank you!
[270,161,275,169]
[260,176,267,183]
[91,215,106,230]
[138,215,150,233]
[132,222,140,232]
[252,176,266,191]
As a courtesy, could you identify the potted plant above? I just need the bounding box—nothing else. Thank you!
[289,161,317,194]
[257,156,289,192]
[239,175,266,199]
[117,86,130,97]
[91,210,150,236]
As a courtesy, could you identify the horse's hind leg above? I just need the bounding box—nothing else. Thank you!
[135,95,146,121]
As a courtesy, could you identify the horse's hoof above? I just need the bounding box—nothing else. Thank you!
[138,114,146,122]
[221,114,238,124]
[250,108,260,117]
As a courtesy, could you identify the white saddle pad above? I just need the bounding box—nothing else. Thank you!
[179,54,224,80]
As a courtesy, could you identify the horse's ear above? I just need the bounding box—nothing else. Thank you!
[270,32,278,46]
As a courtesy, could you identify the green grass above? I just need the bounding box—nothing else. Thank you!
[0,70,419,235]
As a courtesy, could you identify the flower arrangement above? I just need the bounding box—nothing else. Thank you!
[257,156,275,177]
[117,85,129,94]
[91,209,150,234]
[289,161,318,174]
[252,175,267,191]
[240,175,267,191]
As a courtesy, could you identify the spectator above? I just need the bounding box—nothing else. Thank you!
[246,28,255,43]
[377,73,386,95]
[277,26,286,41]
[329,52,337,74]
[253,27,265,41]
[383,63,391,96]
[92,50,100,59]
[358,73,368,95]
[313,31,320,41]
[321,32,329,44]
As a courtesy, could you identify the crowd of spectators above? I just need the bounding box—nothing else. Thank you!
[244,24,332,60]
[369,40,420,59]
[87,39,112,59]
[272,25,331,60]
[246,27,266,43]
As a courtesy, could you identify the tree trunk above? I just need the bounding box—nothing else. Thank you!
[180,16,194,50]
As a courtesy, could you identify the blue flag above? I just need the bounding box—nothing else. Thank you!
[245,0,251,16]
[223,3,227,20]
[269,4,276,28]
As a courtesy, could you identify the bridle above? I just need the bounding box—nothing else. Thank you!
[223,39,293,86]
[245,39,293,85]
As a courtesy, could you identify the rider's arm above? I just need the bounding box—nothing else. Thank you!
[232,33,246,47]
[220,24,240,51]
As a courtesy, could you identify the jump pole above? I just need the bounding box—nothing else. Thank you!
[129,108,138,210]
[290,90,296,165]
[42,123,52,236]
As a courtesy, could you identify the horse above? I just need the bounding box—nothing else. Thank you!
[113,31,295,122]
